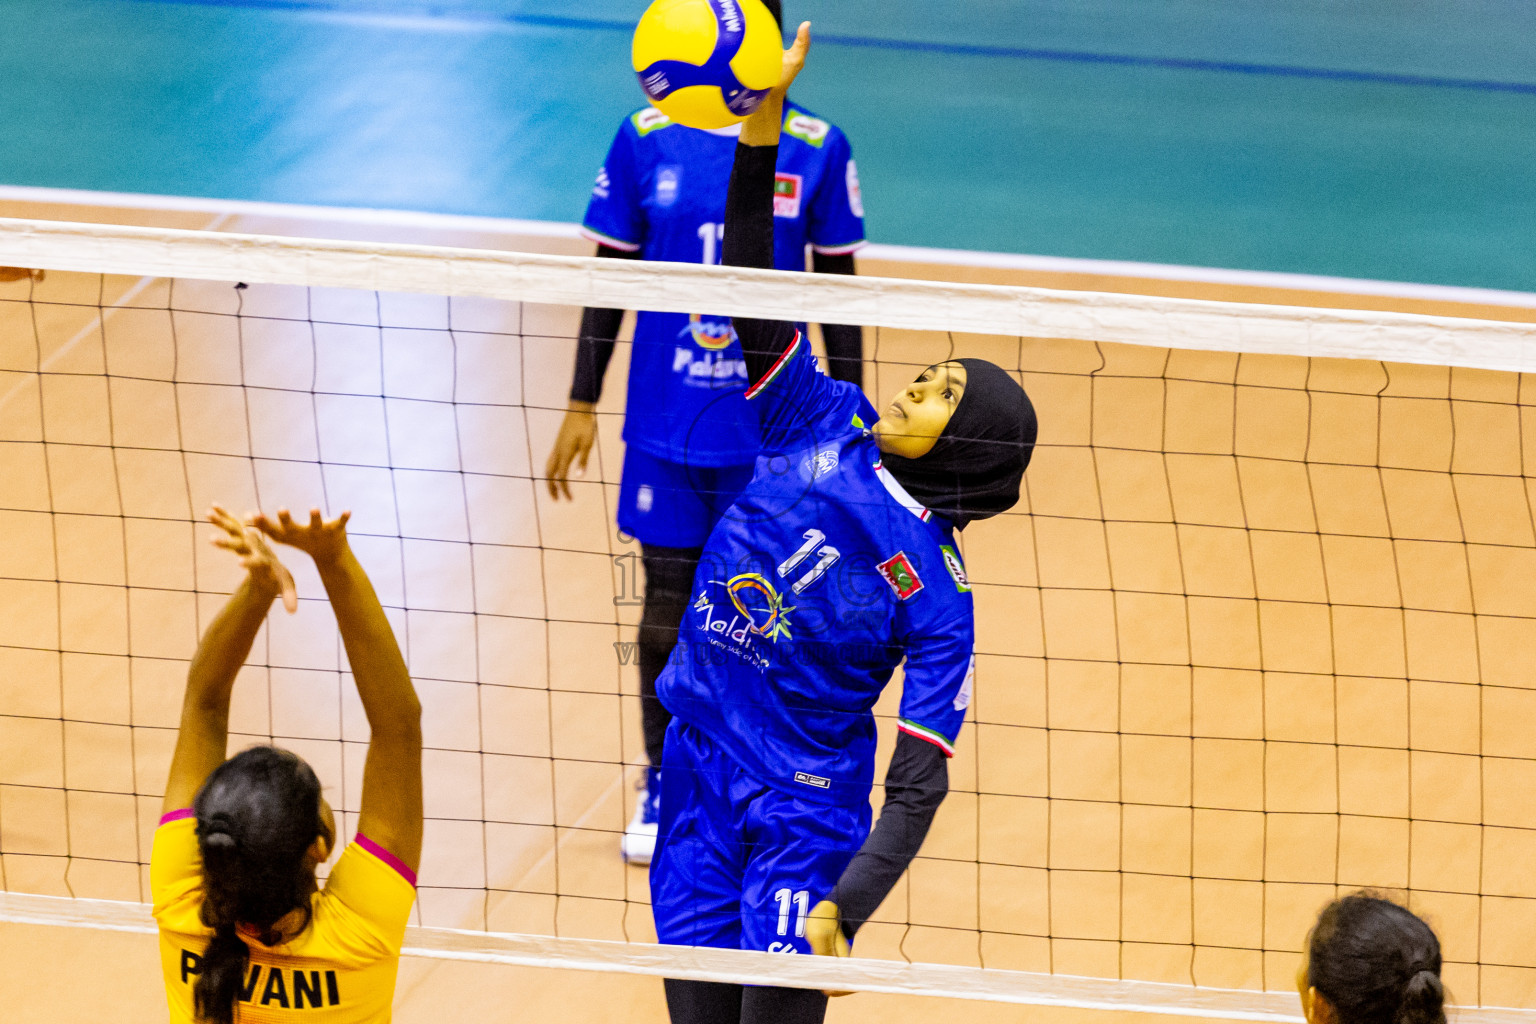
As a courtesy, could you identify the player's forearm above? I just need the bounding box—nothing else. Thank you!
[810,251,863,388]
[723,142,777,273]
[314,547,422,735]
[723,142,797,384]
[570,312,620,405]
[183,577,276,711]
[820,323,863,388]
[827,731,949,940]
[569,244,639,404]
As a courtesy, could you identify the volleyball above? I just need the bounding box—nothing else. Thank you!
[632,0,783,130]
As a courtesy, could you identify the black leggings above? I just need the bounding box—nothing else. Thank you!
[663,979,829,1024]
[639,544,702,768]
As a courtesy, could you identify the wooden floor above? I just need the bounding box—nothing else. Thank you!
[4,194,1536,1020]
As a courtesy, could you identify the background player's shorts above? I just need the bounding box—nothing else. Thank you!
[650,720,872,953]
[617,448,754,549]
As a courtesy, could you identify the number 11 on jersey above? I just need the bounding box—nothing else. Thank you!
[697,221,725,265]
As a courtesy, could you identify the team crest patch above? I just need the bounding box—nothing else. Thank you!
[655,166,680,207]
[803,447,839,479]
[877,551,924,600]
[773,173,803,218]
[940,545,970,592]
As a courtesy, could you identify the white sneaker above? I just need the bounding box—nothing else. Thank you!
[621,767,661,866]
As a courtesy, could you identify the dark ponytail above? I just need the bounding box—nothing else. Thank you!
[1307,893,1445,1024]
[1396,970,1446,1024]
[193,746,324,1024]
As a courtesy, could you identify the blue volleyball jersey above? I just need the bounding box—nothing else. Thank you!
[581,103,866,468]
[655,332,975,806]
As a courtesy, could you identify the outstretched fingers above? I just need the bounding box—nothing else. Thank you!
[780,21,811,90]
[205,504,299,613]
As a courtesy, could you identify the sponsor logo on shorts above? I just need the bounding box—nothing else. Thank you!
[773,173,803,218]
[877,551,924,600]
[940,544,970,592]
[794,771,831,789]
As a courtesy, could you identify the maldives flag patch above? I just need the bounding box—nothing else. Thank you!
[877,551,924,600]
[773,173,803,218]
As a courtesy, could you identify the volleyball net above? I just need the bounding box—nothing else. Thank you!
[2,217,1536,1020]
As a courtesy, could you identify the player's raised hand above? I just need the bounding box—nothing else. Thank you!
[805,899,854,997]
[743,21,811,147]
[207,505,298,613]
[775,21,811,96]
[545,402,597,501]
[251,506,353,566]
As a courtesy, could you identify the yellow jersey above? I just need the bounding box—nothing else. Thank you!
[151,810,417,1024]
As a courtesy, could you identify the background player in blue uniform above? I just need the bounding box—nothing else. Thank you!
[650,27,1037,1024]
[543,0,868,865]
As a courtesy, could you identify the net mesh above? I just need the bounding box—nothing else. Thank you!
[4,221,1536,1014]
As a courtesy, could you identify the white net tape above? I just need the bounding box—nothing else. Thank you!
[2,216,1535,372]
[7,891,1536,1023]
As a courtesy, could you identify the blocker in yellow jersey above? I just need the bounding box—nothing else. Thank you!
[152,814,417,1023]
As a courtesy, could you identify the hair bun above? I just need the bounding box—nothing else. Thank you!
[197,815,242,850]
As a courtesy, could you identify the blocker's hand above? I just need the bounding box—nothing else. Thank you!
[805,899,854,997]
[208,505,298,613]
[0,267,43,283]
[251,506,353,567]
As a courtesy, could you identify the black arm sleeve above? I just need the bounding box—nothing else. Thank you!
[811,251,863,389]
[827,731,949,941]
[568,244,642,405]
[722,142,798,386]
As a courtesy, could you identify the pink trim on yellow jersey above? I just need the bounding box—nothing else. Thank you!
[160,808,195,826]
[356,833,417,888]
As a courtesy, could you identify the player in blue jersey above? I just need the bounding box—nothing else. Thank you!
[650,26,1037,1024]
[543,0,868,865]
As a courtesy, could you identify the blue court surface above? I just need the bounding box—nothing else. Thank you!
[2,0,1535,290]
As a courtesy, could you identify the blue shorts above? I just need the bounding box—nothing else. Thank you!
[617,448,753,549]
[650,720,871,953]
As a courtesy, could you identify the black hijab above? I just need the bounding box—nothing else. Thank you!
[881,358,1037,529]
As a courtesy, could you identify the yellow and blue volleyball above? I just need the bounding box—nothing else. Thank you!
[633,0,782,130]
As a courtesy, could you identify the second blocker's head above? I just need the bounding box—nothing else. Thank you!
[194,745,333,939]
[876,358,1037,529]
[1301,893,1445,1024]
